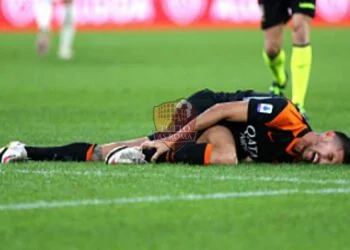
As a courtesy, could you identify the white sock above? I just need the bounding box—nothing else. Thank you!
[59,3,75,51]
[34,0,53,32]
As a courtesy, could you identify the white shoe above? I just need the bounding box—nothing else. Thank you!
[58,46,73,60]
[105,146,147,165]
[0,141,28,164]
[36,31,50,56]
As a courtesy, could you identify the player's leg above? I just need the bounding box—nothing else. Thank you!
[290,0,315,114]
[93,137,150,161]
[0,138,149,163]
[58,0,75,60]
[34,0,53,56]
[1,126,236,166]
[195,125,238,165]
[137,125,238,165]
[0,141,93,163]
[0,89,219,164]
[260,0,289,95]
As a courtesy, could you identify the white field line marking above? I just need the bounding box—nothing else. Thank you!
[2,169,350,186]
[2,169,131,177]
[0,188,350,211]
[191,174,350,186]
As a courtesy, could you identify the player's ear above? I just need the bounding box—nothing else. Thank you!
[324,130,336,139]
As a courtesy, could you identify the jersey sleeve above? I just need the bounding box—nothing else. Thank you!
[247,97,308,134]
[247,97,289,124]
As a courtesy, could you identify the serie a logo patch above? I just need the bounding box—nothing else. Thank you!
[257,103,273,114]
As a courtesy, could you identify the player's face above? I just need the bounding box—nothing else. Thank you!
[302,131,344,164]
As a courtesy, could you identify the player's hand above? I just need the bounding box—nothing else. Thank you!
[141,140,172,162]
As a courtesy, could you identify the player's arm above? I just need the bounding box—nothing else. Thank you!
[166,101,249,146]
[185,101,249,128]
[142,101,249,160]
[169,97,291,141]
[141,101,249,161]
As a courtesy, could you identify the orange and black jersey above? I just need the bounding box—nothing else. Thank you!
[227,96,312,163]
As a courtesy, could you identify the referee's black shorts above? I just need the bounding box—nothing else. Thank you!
[258,0,316,30]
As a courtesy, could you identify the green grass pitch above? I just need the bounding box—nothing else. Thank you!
[0,29,350,250]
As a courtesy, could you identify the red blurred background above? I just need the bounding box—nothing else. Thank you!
[1,0,350,31]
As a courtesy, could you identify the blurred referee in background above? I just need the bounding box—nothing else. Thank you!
[259,0,315,116]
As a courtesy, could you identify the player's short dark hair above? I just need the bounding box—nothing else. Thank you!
[335,131,350,164]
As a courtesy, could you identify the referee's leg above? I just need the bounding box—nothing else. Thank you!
[290,0,315,114]
[260,0,289,95]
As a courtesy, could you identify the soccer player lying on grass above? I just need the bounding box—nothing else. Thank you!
[1,89,350,165]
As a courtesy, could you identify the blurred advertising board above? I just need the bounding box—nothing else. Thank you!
[1,0,349,31]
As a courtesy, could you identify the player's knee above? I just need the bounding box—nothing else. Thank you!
[222,154,238,165]
[211,154,238,165]
[292,16,311,45]
[210,146,238,165]
[264,42,282,58]
[263,26,283,57]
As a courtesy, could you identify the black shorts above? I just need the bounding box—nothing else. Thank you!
[259,0,316,30]
[182,89,272,115]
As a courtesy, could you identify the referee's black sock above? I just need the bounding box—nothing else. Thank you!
[25,143,96,162]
